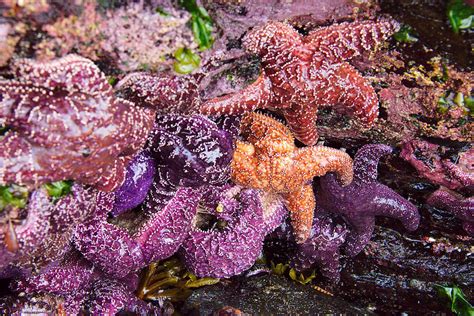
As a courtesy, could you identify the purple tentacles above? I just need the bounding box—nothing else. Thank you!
[317,144,420,256]
[180,186,266,278]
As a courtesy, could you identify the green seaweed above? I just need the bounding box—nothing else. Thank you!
[173,47,201,74]
[393,25,418,43]
[447,0,474,33]
[435,284,474,316]
[0,185,28,211]
[44,180,73,201]
[137,258,220,302]
[178,0,214,50]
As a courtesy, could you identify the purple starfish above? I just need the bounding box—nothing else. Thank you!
[143,114,235,208]
[272,213,348,282]
[317,144,420,256]
[1,184,94,273]
[111,151,156,217]
[116,72,201,114]
[179,185,266,278]
[427,187,473,236]
[73,186,202,278]
[11,251,161,315]
[0,55,155,192]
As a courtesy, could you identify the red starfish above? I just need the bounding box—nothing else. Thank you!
[200,19,399,145]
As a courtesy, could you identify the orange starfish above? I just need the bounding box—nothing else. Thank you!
[231,112,353,243]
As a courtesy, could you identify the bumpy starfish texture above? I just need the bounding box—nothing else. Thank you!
[116,72,201,114]
[273,213,348,282]
[427,187,473,236]
[12,252,161,315]
[1,184,94,272]
[0,55,155,191]
[112,151,156,217]
[200,19,399,145]
[74,187,202,278]
[180,185,266,278]
[317,144,420,256]
[231,112,353,243]
[1,189,52,270]
[145,114,235,208]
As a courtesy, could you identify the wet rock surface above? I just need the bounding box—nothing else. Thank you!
[180,274,373,315]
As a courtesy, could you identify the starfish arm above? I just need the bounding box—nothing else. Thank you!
[305,19,400,63]
[283,184,315,244]
[135,187,202,264]
[199,73,272,115]
[116,72,200,114]
[0,133,36,186]
[239,111,295,146]
[12,54,111,94]
[231,141,267,189]
[313,62,379,125]
[13,259,96,295]
[180,187,265,278]
[86,279,158,315]
[367,186,420,231]
[281,102,319,146]
[344,216,375,257]
[73,217,144,278]
[292,146,353,185]
[427,187,473,232]
[353,144,392,184]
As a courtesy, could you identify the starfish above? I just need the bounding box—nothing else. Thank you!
[427,187,473,236]
[200,19,400,145]
[116,72,201,114]
[73,185,202,278]
[10,251,161,315]
[272,213,348,282]
[179,185,267,278]
[317,144,420,256]
[231,112,353,243]
[144,114,235,208]
[111,150,156,217]
[1,183,95,273]
[0,55,155,191]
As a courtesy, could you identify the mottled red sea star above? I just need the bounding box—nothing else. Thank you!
[231,112,353,243]
[200,19,399,145]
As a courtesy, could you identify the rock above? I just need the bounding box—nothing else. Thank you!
[335,226,473,315]
[180,274,372,315]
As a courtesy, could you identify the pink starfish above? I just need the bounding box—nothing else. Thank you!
[200,19,399,145]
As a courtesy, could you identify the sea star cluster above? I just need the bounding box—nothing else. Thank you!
[2,8,456,312]
[9,251,161,315]
[201,19,400,145]
[0,55,155,191]
[231,112,353,243]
